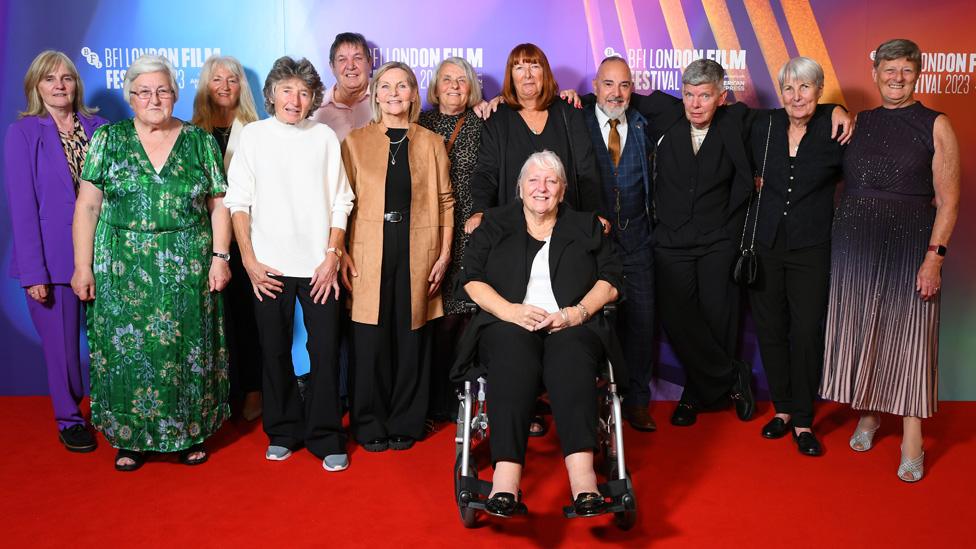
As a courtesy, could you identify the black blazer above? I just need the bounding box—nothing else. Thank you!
[451,202,626,386]
[749,107,844,249]
[470,100,603,214]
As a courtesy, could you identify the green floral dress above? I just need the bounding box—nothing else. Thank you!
[82,119,229,452]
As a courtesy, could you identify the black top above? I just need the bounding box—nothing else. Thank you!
[211,126,231,156]
[749,107,843,250]
[470,100,603,214]
[385,128,411,212]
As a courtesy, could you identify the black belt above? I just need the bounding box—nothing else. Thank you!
[384,211,405,223]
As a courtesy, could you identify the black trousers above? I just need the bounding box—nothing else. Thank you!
[748,235,830,428]
[224,242,262,398]
[429,313,470,421]
[252,276,344,457]
[480,322,602,465]
[351,219,430,443]
[616,241,655,407]
[654,239,740,407]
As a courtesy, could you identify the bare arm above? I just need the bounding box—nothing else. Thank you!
[310,227,346,304]
[207,195,232,292]
[231,210,284,300]
[70,181,103,301]
[464,280,547,331]
[916,114,961,301]
[536,280,619,332]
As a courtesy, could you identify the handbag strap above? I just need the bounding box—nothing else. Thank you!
[445,113,466,155]
[739,114,773,252]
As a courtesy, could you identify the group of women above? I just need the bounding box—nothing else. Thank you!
[2,36,957,512]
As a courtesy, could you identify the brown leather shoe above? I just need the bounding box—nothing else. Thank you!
[623,405,657,432]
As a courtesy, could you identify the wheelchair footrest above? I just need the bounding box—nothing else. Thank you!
[598,478,633,498]
[458,475,493,498]
[563,479,636,519]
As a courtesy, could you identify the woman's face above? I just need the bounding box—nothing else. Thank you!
[435,63,470,113]
[130,71,175,126]
[519,163,565,216]
[375,68,415,118]
[272,77,312,124]
[873,57,918,106]
[781,78,822,122]
[511,58,544,103]
[208,64,241,111]
[37,63,76,112]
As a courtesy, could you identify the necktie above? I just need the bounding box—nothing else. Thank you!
[608,118,621,167]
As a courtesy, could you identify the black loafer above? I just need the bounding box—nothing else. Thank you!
[670,402,698,427]
[485,491,526,518]
[573,492,608,517]
[761,417,791,439]
[389,435,415,451]
[730,359,755,421]
[792,430,823,456]
[362,437,389,452]
[59,424,97,453]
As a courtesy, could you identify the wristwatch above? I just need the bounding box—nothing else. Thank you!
[326,247,344,259]
[927,244,947,257]
[212,251,231,261]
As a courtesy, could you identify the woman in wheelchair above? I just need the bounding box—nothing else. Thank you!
[455,150,623,518]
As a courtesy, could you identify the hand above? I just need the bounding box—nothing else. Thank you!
[503,303,549,331]
[70,268,96,301]
[473,96,502,120]
[915,258,942,301]
[597,216,611,235]
[831,107,855,145]
[25,283,50,304]
[754,176,764,191]
[208,258,231,292]
[340,251,359,292]
[535,306,580,333]
[559,89,582,109]
[464,213,484,234]
[310,252,341,304]
[427,255,450,297]
[243,257,284,301]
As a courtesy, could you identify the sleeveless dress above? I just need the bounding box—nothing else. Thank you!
[82,119,229,450]
[819,102,942,418]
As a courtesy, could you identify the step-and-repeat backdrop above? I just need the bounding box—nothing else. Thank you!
[2,0,974,398]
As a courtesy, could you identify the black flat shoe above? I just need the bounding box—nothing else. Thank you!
[362,438,389,452]
[178,443,209,465]
[59,424,97,453]
[572,492,608,517]
[670,402,698,427]
[389,435,415,451]
[114,449,146,472]
[730,359,755,421]
[485,491,526,518]
[761,417,791,439]
[792,430,823,456]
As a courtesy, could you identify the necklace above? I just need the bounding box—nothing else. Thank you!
[389,133,407,165]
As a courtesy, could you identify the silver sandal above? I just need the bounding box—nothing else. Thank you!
[898,450,925,483]
[849,419,880,452]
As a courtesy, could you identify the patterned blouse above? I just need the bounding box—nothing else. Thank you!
[418,108,483,315]
[58,114,90,195]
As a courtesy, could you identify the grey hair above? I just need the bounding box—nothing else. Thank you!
[682,59,725,87]
[778,56,825,89]
[873,38,922,71]
[262,56,324,117]
[427,57,483,107]
[124,54,179,103]
[517,150,567,189]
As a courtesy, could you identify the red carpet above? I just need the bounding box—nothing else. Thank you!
[3,397,974,548]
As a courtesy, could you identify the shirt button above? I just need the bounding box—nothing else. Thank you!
[783,211,788,216]
[789,176,794,180]
[786,201,790,205]
[787,188,792,192]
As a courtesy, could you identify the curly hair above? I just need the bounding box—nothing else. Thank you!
[261,56,324,117]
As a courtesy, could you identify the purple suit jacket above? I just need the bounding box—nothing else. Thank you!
[3,112,108,287]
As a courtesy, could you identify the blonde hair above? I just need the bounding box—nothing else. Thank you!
[369,62,420,124]
[191,55,259,131]
[426,57,483,108]
[19,50,98,118]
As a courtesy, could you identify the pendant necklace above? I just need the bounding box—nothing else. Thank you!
[389,133,407,165]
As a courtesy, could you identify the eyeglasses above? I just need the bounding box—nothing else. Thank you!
[130,88,175,101]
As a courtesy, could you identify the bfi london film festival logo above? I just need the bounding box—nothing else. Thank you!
[81,45,222,91]
[870,49,976,96]
[604,45,748,92]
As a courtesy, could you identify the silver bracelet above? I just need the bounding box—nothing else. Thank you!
[575,303,589,323]
[559,308,570,324]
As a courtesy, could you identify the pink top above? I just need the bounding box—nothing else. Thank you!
[312,85,372,141]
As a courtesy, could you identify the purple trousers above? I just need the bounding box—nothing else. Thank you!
[25,284,87,430]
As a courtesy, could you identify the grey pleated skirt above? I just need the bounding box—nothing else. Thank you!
[820,194,939,418]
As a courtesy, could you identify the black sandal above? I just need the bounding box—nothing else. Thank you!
[178,443,209,466]
[114,449,146,472]
[528,415,548,437]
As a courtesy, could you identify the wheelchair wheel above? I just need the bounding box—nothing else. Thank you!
[454,454,479,528]
[614,492,638,530]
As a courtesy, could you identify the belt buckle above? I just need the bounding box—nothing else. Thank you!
[385,211,403,223]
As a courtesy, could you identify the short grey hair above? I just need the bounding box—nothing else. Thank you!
[427,57,483,107]
[778,56,825,89]
[517,150,567,188]
[682,59,725,87]
[262,56,324,117]
[874,38,922,72]
[124,54,179,103]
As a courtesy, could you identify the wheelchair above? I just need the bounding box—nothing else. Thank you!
[452,304,638,529]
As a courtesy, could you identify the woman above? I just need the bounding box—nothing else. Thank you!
[455,151,622,518]
[71,54,232,471]
[748,57,845,457]
[340,61,453,452]
[820,39,960,482]
[224,56,354,472]
[417,57,484,425]
[192,55,263,421]
[3,50,108,452]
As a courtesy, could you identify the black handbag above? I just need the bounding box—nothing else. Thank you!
[733,115,772,287]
